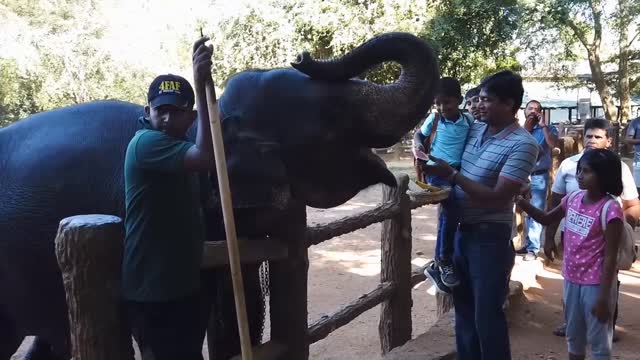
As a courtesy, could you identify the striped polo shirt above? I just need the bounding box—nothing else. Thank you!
[454,121,539,224]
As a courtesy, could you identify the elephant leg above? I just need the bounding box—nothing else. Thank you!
[206,264,265,360]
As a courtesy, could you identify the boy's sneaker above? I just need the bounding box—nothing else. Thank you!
[424,260,451,294]
[439,260,460,288]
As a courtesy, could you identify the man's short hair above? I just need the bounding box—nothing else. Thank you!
[435,77,462,101]
[465,86,480,100]
[479,70,524,112]
[525,100,542,109]
[584,118,612,138]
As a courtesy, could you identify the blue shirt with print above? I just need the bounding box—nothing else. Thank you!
[530,124,559,172]
[420,112,473,168]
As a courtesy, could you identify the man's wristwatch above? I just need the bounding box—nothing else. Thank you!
[448,169,459,183]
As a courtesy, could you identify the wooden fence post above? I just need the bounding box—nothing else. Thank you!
[378,174,412,354]
[269,201,309,359]
[55,215,133,360]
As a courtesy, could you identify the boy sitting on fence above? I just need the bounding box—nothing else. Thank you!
[413,77,473,293]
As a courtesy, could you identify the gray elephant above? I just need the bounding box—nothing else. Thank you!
[0,32,438,359]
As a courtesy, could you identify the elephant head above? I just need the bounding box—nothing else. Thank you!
[217,32,439,212]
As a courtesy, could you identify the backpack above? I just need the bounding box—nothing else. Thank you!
[601,196,637,270]
[566,191,637,270]
[413,112,474,181]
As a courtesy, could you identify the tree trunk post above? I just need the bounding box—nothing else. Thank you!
[378,174,412,354]
[54,215,133,360]
[269,201,309,359]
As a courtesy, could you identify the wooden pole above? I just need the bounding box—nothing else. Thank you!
[269,201,309,359]
[379,174,412,354]
[204,82,253,360]
[54,215,133,360]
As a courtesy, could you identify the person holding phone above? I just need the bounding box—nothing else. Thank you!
[519,100,559,261]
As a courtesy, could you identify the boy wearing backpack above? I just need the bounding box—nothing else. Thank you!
[413,77,473,292]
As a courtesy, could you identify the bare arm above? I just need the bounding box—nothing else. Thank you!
[592,218,623,323]
[624,134,640,145]
[624,122,640,144]
[184,37,216,172]
[542,126,558,148]
[516,196,565,226]
[622,198,640,228]
[545,192,564,242]
[413,130,427,151]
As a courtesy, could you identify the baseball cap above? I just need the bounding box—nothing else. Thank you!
[147,74,195,110]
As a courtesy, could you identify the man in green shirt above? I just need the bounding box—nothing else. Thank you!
[122,36,218,359]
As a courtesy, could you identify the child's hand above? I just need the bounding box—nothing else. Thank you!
[591,297,611,323]
[192,36,214,87]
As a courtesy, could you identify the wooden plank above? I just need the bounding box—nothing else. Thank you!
[308,281,395,344]
[269,201,309,359]
[201,238,288,268]
[229,341,287,360]
[379,174,412,354]
[307,201,400,247]
[410,264,428,287]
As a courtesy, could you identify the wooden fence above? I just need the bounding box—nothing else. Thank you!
[11,173,449,360]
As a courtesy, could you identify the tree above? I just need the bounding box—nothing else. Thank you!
[521,0,640,122]
[614,0,640,121]
[423,0,522,87]
[0,58,43,127]
[0,0,153,126]
[206,0,431,86]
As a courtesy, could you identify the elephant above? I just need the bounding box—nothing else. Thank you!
[0,32,438,359]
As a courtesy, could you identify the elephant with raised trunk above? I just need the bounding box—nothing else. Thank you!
[0,32,438,359]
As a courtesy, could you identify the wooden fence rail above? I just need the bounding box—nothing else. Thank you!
[18,173,447,360]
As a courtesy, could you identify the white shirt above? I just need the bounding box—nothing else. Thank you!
[551,152,638,230]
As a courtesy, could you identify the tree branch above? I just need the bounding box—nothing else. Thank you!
[630,29,640,47]
[589,0,603,47]
[565,18,590,49]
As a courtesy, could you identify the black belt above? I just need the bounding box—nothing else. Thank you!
[531,169,548,176]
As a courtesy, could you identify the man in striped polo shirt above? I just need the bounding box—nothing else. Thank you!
[425,70,539,359]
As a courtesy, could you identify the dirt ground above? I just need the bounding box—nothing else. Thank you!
[305,181,440,359]
[508,257,640,360]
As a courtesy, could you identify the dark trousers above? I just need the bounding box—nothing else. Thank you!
[124,273,214,360]
[453,222,515,360]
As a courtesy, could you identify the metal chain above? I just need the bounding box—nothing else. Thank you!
[258,261,270,339]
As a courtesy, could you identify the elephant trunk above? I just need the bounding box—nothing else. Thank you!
[291,32,440,148]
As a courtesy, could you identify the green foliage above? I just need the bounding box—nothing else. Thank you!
[423,0,522,86]
[0,0,525,127]
[0,0,153,127]
[519,0,640,119]
[207,0,430,86]
[0,58,43,127]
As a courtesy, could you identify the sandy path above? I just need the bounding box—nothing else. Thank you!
[305,183,440,359]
